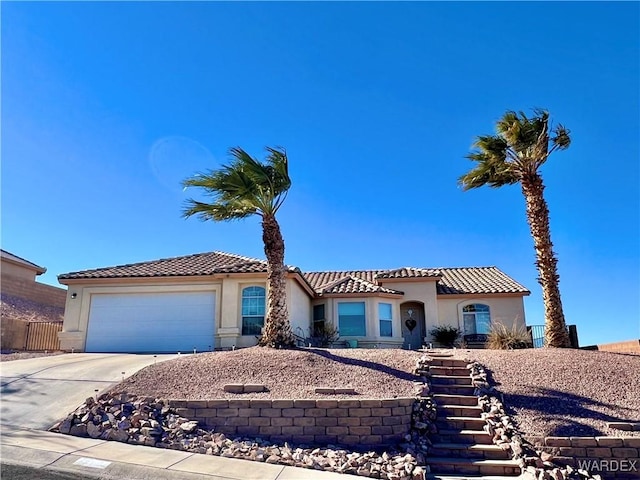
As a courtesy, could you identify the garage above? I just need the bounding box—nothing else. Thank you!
[85,291,215,353]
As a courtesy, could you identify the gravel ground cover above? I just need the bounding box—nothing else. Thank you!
[0,351,64,362]
[115,347,421,400]
[112,346,639,439]
[0,293,64,323]
[448,348,640,438]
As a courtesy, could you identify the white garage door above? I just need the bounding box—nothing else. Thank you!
[86,292,215,353]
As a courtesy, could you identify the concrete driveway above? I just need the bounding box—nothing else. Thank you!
[0,353,179,430]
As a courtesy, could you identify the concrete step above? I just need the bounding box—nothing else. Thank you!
[430,443,511,460]
[429,358,469,368]
[427,457,521,476]
[433,429,494,445]
[431,384,476,395]
[430,366,470,376]
[436,404,483,417]
[433,394,479,406]
[431,375,473,386]
[437,416,487,430]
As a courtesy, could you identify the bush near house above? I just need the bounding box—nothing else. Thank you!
[487,323,533,349]
[429,326,461,348]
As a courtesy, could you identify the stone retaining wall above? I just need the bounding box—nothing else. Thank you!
[167,398,414,448]
[532,437,640,479]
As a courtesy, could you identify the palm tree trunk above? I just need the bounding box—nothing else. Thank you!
[521,173,571,348]
[258,214,294,348]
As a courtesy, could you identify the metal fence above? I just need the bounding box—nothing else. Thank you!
[527,324,579,348]
[24,322,63,351]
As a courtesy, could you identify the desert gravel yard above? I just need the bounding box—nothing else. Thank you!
[112,346,640,439]
[450,348,640,438]
[115,347,420,400]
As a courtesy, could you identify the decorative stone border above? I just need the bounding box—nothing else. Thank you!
[51,393,430,479]
[530,437,640,479]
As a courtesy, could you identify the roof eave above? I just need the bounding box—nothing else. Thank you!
[317,292,403,299]
[436,291,530,297]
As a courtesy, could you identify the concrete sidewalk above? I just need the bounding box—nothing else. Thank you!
[0,425,346,480]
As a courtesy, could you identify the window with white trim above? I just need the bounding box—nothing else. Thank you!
[379,303,393,337]
[242,286,265,335]
[462,304,491,335]
[338,302,366,336]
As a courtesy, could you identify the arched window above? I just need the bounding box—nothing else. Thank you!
[462,304,491,335]
[242,286,266,335]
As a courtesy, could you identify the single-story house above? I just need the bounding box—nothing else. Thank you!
[57,251,530,353]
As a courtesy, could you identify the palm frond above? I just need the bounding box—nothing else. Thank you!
[181,145,292,222]
[181,199,256,221]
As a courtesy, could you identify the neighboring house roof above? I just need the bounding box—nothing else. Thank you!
[58,251,530,296]
[0,249,47,275]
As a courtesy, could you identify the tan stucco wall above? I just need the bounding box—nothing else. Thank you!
[1,259,39,281]
[59,275,314,352]
[289,279,311,339]
[60,279,222,352]
[378,280,440,334]
[315,296,404,347]
[436,295,526,333]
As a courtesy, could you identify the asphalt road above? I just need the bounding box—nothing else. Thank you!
[0,353,178,430]
[1,463,91,480]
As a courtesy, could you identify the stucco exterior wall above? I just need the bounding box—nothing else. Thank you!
[1,260,39,281]
[60,279,222,352]
[288,279,311,339]
[317,296,404,347]
[436,295,526,333]
[378,280,440,333]
[59,275,314,352]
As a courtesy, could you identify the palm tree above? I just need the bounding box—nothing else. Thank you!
[182,146,294,348]
[459,109,572,348]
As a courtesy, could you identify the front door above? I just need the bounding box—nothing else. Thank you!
[400,302,425,350]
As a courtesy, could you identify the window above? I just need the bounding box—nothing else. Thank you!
[242,286,265,335]
[313,304,326,336]
[379,303,393,337]
[462,304,491,335]
[338,302,366,336]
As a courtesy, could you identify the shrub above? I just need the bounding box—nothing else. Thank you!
[430,326,461,348]
[487,323,533,349]
[314,324,340,347]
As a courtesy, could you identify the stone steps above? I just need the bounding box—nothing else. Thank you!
[429,358,469,368]
[427,457,521,476]
[431,384,476,395]
[433,429,494,445]
[430,443,511,460]
[436,405,483,417]
[429,366,470,376]
[437,416,487,430]
[432,394,479,407]
[431,375,473,386]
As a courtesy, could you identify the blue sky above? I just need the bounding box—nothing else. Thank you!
[2,2,638,347]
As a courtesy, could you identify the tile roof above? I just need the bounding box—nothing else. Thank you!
[58,251,529,296]
[58,251,273,280]
[316,275,403,296]
[376,267,441,279]
[435,267,529,295]
[304,267,528,296]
